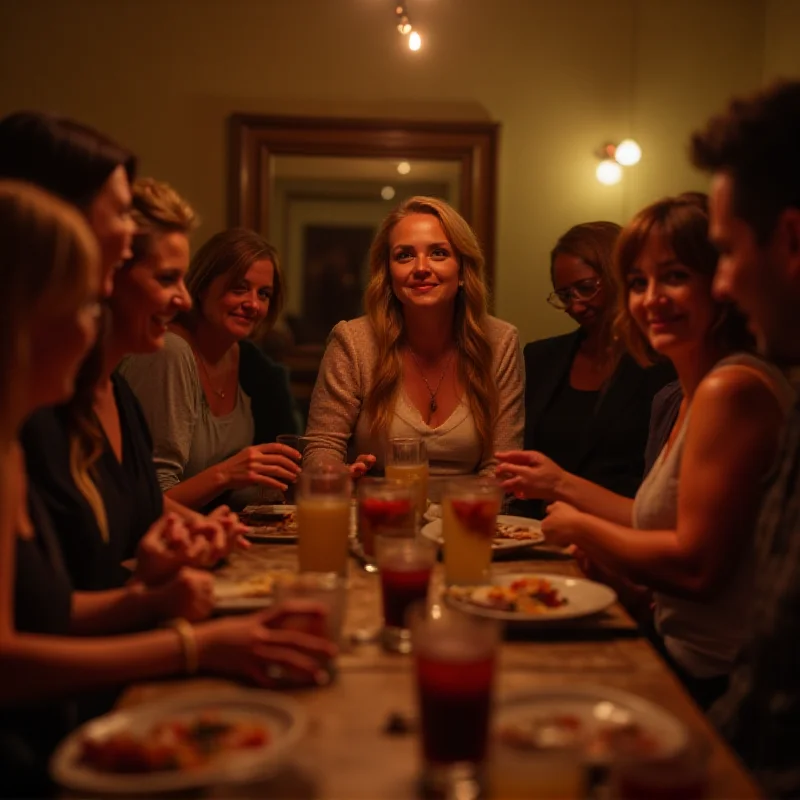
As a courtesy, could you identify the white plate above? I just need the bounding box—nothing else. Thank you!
[495,685,689,764]
[420,515,544,553]
[445,573,617,622]
[242,504,298,542]
[50,689,307,794]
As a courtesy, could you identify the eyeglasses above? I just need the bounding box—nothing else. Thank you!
[546,278,602,310]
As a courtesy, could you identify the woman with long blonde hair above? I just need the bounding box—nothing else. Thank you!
[0,181,334,798]
[305,196,523,488]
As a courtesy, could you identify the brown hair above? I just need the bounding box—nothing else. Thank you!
[0,181,98,449]
[550,221,622,368]
[363,196,497,458]
[612,194,752,366]
[690,80,800,243]
[69,178,198,541]
[177,228,284,335]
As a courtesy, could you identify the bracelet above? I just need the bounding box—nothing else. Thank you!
[168,617,198,675]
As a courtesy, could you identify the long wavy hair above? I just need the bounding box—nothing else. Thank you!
[612,193,753,366]
[549,221,623,371]
[363,196,497,458]
[0,181,98,452]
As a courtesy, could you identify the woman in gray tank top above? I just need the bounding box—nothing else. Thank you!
[499,194,793,708]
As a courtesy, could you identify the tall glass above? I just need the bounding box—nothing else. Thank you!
[296,462,352,576]
[441,477,502,586]
[385,437,429,518]
[411,603,501,797]
[376,534,436,653]
[357,478,416,562]
[276,434,312,504]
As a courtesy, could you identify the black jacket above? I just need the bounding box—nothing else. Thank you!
[520,330,675,517]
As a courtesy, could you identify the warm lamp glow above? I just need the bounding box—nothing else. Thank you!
[409,31,422,51]
[381,185,396,200]
[596,159,623,185]
[397,161,411,175]
[615,138,642,166]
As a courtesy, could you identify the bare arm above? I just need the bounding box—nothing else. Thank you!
[543,368,784,598]
[556,472,635,525]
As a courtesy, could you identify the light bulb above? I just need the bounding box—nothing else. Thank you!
[615,138,642,166]
[381,186,396,200]
[397,15,411,34]
[409,31,422,51]
[397,161,411,175]
[596,159,623,185]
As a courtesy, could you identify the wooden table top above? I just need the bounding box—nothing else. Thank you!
[118,543,761,799]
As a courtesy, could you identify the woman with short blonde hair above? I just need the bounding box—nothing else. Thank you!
[305,196,524,490]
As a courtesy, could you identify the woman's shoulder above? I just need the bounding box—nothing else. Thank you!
[325,316,377,358]
[485,315,522,350]
[522,330,578,361]
[120,331,195,377]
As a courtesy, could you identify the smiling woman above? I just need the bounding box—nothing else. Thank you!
[120,228,300,511]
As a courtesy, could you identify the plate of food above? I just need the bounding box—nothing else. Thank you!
[239,504,297,542]
[421,515,545,553]
[50,688,307,794]
[213,569,294,612]
[493,685,689,766]
[445,573,617,622]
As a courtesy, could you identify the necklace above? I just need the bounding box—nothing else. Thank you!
[408,348,454,420]
[195,350,227,399]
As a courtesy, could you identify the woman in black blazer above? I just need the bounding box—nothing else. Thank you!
[500,222,674,517]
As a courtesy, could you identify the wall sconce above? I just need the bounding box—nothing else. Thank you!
[595,138,642,185]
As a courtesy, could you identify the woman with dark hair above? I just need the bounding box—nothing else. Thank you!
[501,221,674,519]
[121,228,299,511]
[501,195,793,708]
[304,196,523,490]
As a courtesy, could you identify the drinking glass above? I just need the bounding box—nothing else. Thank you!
[296,462,352,576]
[385,436,429,518]
[441,477,502,586]
[487,739,584,799]
[357,478,416,565]
[410,602,501,798]
[376,534,436,653]
[272,571,346,683]
[276,434,312,504]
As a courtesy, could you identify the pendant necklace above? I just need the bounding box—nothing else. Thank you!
[196,350,227,399]
[408,348,454,421]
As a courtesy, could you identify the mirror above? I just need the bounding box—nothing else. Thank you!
[228,115,499,417]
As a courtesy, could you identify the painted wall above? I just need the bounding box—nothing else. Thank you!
[764,0,800,80]
[0,0,776,344]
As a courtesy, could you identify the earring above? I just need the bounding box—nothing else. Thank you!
[458,280,464,287]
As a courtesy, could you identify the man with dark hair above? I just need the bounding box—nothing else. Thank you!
[691,80,800,798]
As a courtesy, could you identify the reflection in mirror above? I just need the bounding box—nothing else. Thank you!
[270,155,462,347]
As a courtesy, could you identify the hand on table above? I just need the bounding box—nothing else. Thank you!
[195,601,337,688]
[151,566,215,623]
[349,453,376,479]
[221,443,302,492]
[495,450,564,500]
[541,500,585,547]
[135,513,203,586]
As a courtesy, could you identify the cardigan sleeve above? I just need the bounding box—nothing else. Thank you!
[118,334,199,491]
[479,324,525,475]
[304,321,365,468]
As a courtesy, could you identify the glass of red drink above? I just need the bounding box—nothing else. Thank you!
[357,479,416,569]
[376,535,436,653]
[410,603,501,797]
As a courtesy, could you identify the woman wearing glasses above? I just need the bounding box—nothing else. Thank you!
[508,222,674,519]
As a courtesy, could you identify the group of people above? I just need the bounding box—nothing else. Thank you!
[0,78,799,798]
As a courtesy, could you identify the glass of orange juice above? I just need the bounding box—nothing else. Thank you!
[442,477,501,586]
[385,437,429,519]
[296,462,352,576]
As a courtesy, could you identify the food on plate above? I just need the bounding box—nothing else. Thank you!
[494,521,543,543]
[497,713,660,759]
[80,713,269,773]
[240,505,297,536]
[449,577,568,614]
[215,570,293,600]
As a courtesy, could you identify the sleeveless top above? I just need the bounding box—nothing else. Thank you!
[633,354,795,678]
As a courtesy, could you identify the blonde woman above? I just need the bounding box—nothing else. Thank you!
[22,178,240,592]
[121,228,300,510]
[304,196,524,489]
[0,182,334,797]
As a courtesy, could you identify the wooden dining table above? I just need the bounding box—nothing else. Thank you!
[118,543,762,799]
